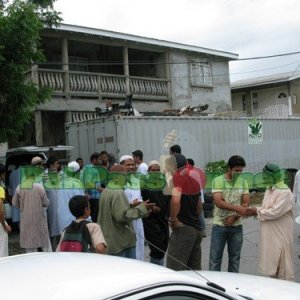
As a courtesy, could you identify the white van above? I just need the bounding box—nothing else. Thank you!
[4,145,74,185]
[4,145,74,220]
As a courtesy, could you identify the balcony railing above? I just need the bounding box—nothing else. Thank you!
[252,105,290,118]
[28,68,169,101]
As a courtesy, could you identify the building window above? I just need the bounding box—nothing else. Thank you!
[252,92,258,110]
[278,92,287,98]
[189,60,212,87]
[242,94,247,112]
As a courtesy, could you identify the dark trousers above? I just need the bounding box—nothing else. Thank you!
[167,225,202,271]
[89,198,99,222]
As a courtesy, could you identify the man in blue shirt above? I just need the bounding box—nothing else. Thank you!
[81,152,107,222]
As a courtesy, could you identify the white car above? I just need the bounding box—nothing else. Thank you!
[0,253,299,300]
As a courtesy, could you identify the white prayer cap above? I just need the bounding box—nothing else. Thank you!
[119,155,133,164]
[148,160,160,168]
[68,161,80,172]
[31,156,44,165]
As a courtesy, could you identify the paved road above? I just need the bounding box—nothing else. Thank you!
[144,216,300,283]
[200,217,300,282]
[8,216,300,282]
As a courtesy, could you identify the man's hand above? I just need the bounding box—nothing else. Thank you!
[95,242,106,254]
[151,205,161,214]
[235,205,249,217]
[142,200,155,211]
[168,217,183,230]
[131,199,143,207]
[223,215,238,226]
[5,224,11,233]
[246,207,257,216]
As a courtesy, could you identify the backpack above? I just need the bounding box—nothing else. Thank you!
[59,220,92,252]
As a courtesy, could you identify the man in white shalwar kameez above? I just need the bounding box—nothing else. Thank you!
[293,169,300,215]
[45,162,84,250]
[12,165,51,253]
[57,162,85,232]
[248,163,294,281]
[120,155,145,261]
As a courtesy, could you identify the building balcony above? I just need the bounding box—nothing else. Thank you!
[26,68,170,101]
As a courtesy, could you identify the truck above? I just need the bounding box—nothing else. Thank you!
[65,116,300,173]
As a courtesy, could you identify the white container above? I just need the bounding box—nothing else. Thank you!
[66,116,300,173]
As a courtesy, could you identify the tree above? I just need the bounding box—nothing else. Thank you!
[0,0,61,143]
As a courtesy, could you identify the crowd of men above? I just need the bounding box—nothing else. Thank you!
[0,145,296,281]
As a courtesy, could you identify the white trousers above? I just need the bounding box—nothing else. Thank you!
[25,237,53,253]
[133,219,144,261]
[0,223,8,257]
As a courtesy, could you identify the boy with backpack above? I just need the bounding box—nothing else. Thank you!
[57,195,106,254]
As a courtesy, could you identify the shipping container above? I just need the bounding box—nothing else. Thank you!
[65,116,300,173]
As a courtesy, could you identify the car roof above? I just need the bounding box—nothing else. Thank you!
[182,270,300,300]
[6,145,74,154]
[0,253,229,300]
[5,145,74,169]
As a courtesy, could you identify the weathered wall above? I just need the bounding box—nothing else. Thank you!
[169,51,231,113]
[231,91,244,111]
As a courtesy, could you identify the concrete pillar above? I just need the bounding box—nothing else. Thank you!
[31,64,39,86]
[62,38,70,98]
[35,110,43,146]
[165,52,172,107]
[97,76,102,101]
[65,111,72,123]
[30,41,39,86]
[123,46,130,95]
[287,81,293,116]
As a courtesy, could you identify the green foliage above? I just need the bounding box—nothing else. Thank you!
[29,0,55,7]
[204,160,227,191]
[0,0,61,143]
[205,160,227,173]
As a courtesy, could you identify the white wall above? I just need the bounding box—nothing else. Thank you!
[254,86,289,109]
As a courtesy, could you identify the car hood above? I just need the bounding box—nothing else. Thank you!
[0,253,237,300]
[181,270,300,300]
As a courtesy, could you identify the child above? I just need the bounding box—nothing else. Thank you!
[57,195,106,254]
[0,164,11,257]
